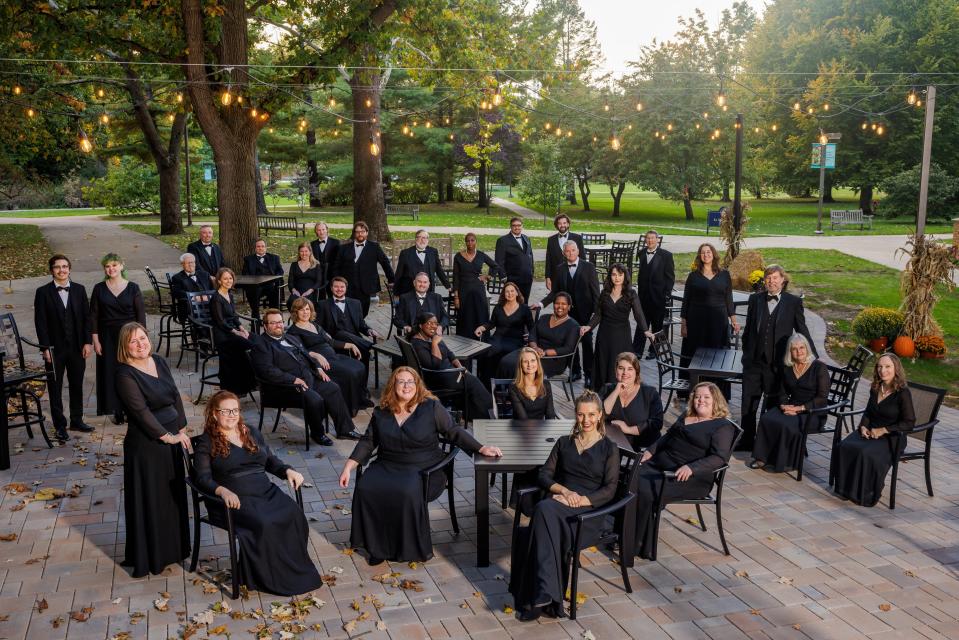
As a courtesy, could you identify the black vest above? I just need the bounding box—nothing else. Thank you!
[761,303,780,364]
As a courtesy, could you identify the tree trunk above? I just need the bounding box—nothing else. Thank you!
[437,169,445,204]
[350,70,389,240]
[477,161,488,208]
[823,174,835,203]
[721,183,731,202]
[304,94,322,208]
[859,184,873,215]
[683,195,695,221]
[158,160,182,235]
[567,183,577,205]
[577,175,591,211]
[752,185,762,199]
[446,182,454,202]
[610,181,626,217]
[254,150,269,216]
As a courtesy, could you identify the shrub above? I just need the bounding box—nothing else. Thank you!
[877,163,959,220]
[914,335,946,355]
[851,307,905,342]
[83,157,160,215]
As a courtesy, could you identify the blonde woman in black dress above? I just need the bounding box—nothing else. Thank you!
[508,347,557,419]
[287,242,323,308]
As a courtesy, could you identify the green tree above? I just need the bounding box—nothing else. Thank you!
[517,138,563,218]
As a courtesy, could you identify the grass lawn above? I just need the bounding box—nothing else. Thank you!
[673,248,959,405]
[0,224,54,280]
[0,207,107,218]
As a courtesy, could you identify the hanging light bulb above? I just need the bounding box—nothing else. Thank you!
[268,127,274,133]
[870,122,877,130]
[771,123,778,131]
[807,106,814,114]
[819,133,827,144]
[259,112,269,121]
[823,103,830,111]
[220,87,233,106]
[876,124,885,135]
[168,113,175,123]
[100,114,110,125]
[714,128,721,138]
[754,127,760,133]
[715,88,726,108]
[236,95,243,104]
[449,133,454,140]
[695,123,701,129]
[734,121,741,129]
[793,101,801,111]
[445,117,451,124]
[916,99,922,107]
[907,88,917,105]
[544,122,551,130]
[627,124,633,130]
[328,94,336,108]
[861,121,868,130]
[603,103,610,112]
[654,131,660,138]
[336,117,342,125]
[610,135,621,150]
[722,104,728,112]
[492,88,502,106]
[425,121,432,128]
[250,108,258,117]
[78,130,93,153]
[554,127,562,136]
[402,125,410,135]
[25,107,35,118]
[566,130,572,137]
[13,85,22,95]
[176,92,184,103]
[592,136,598,142]
[666,123,673,131]
[635,101,643,111]
[334,130,340,137]
[369,137,380,156]
[412,120,418,127]
[703,112,709,119]
[365,98,372,108]
[96,87,105,98]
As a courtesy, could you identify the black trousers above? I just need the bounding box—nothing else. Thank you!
[740,365,779,451]
[48,345,86,428]
[312,378,355,436]
[244,283,281,319]
[634,297,667,353]
[346,286,374,318]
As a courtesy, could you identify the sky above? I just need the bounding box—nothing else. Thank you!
[578,0,767,76]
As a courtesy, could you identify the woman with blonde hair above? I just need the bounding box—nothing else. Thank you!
[209,267,254,395]
[339,367,502,565]
[632,382,737,559]
[193,390,320,595]
[286,241,323,308]
[601,352,664,450]
[508,347,557,419]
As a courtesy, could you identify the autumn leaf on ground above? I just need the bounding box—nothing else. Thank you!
[408,561,418,570]
[192,609,215,626]
[0,533,16,541]
[33,487,65,501]
[110,633,132,640]
[793,624,801,630]
[350,600,360,611]
[376,620,387,630]
[153,596,169,612]
[329,566,344,574]
[674,586,683,593]
[735,570,749,578]
[129,612,146,624]
[583,631,596,640]
[686,517,700,527]
[320,574,337,586]
[51,616,65,628]
[398,579,424,592]
[0,614,9,621]
[342,547,354,555]
[25,555,49,565]
[3,482,30,494]
[35,598,48,613]
[342,620,357,634]
[69,605,94,622]
[750,609,761,615]
[905,570,917,577]
[879,604,892,612]
[208,624,229,636]
[777,576,794,585]
[503,605,514,614]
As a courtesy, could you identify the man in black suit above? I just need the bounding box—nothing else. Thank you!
[34,254,94,440]
[740,265,816,451]
[309,221,340,298]
[186,225,225,285]
[634,229,674,357]
[394,229,451,296]
[240,238,284,319]
[251,309,361,444]
[494,217,534,301]
[333,220,395,317]
[316,277,380,375]
[545,214,584,291]
[169,253,211,322]
[532,241,600,385]
[394,272,448,335]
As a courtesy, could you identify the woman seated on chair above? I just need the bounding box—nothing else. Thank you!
[509,390,620,621]
[209,267,255,396]
[286,241,323,309]
[508,347,557,419]
[749,334,829,472]
[409,312,494,421]
[498,292,579,379]
[601,352,664,450]
[633,382,736,560]
[833,354,915,507]
[476,281,533,383]
[339,367,502,565]
[192,390,321,596]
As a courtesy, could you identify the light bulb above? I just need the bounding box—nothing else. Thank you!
[807,106,814,114]
[449,134,454,140]
[554,127,562,136]
[666,123,673,131]
[604,103,610,112]
[100,114,110,124]
[819,134,827,144]
[907,90,917,105]
[722,105,728,112]
[329,96,336,107]
[251,108,258,117]
[876,125,885,135]
[771,124,778,131]
[703,112,709,119]
[714,129,720,137]
[861,121,868,130]
[168,114,175,123]
[13,85,22,95]
[916,99,922,107]
[369,140,380,156]
[220,89,233,106]
[610,136,621,150]
[695,123,700,129]
[793,101,800,111]
[544,122,551,130]
[754,127,760,133]
[635,101,643,111]
[176,92,183,103]
[365,98,372,108]
[96,87,104,98]
[492,91,502,106]
[259,113,269,121]
[268,127,274,133]
[716,90,726,107]
[823,103,830,111]
[425,121,432,128]
[236,95,243,104]
[402,125,409,135]
[25,108,35,118]
[79,134,93,153]
[445,117,451,124]
[337,117,343,125]
[566,130,572,137]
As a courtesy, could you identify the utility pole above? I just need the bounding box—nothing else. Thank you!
[814,132,841,234]
[917,85,936,236]
[732,113,743,233]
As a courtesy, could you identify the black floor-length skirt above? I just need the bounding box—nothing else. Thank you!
[96,323,123,415]
[833,432,904,507]
[456,284,490,338]
[680,305,730,396]
[350,460,446,562]
[215,335,255,396]
[327,355,367,415]
[592,323,632,391]
[122,432,190,577]
[752,410,825,472]
[633,465,714,560]
[479,334,524,383]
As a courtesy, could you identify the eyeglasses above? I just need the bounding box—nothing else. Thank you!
[216,408,240,416]
[395,379,416,387]
[265,320,285,325]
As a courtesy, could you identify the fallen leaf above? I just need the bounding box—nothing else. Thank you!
[342,620,357,634]
[472,591,482,597]
[686,517,700,527]
[423,597,433,604]
[460,602,469,609]
[879,603,892,612]
[211,601,232,614]
[777,576,794,585]
[674,586,683,593]
[503,605,514,614]
[110,633,132,640]
[208,625,228,636]
[0,533,17,541]
[350,600,361,611]
[69,605,94,622]
[320,574,337,586]
[408,561,418,570]
[129,612,146,624]
[750,609,761,615]
[111,597,122,605]
[329,566,344,574]
[192,609,215,626]
[33,487,65,501]
[35,598,48,612]
[735,570,749,578]
[583,631,596,640]
[586,546,598,553]
[357,611,370,621]
[3,483,30,494]
[342,547,354,556]
[51,615,65,628]
[0,614,8,622]
[153,596,169,612]
[399,579,424,592]
[792,624,801,630]
[376,620,387,630]
[905,570,917,578]
[25,555,49,565]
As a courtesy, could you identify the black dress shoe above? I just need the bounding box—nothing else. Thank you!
[518,607,542,622]
[644,351,656,360]
[359,398,375,409]
[339,430,363,440]
[366,556,384,566]
[543,602,567,619]
[69,421,95,432]
[570,372,583,382]
[111,412,126,425]
[314,434,334,446]
[747,459,764,469]
[55,428,70,442]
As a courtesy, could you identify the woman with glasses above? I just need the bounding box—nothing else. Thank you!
[193,390,321,596]
[114,322,191,578]
[339,367,502,565]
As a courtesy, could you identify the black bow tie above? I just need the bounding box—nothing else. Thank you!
[767,294,779,302]
[647,251,656,256]
[416,250,426,254]
[187,273,196,279]
[56,286,69,292]
[355,243,365,248]
[417,296,426,301]
[334,298,346,303]
[568,263,578,269]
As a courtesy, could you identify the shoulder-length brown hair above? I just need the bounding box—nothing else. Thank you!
[290,297,316,321]
[615,352,643,385]
[497,281,525,306]
[204,390,258,459]
[572,390,606,437]
[296,241,319,268]
[380,367,436,414]
[684,382,731,419]
[512,347,546,399]
[693,243,722,274]
[872,353,907,394]
[215,267,235,289]
[116,322,151,364]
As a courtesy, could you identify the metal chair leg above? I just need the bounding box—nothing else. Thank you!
[924,441,934,497]
[447,467,460,535]
[695,504,707,531]
[889,461,898,510]
[716,499,730,555]
[271,408,282,432]
[569,554,581,620]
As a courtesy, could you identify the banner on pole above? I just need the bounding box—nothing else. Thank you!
[810,143,837,169]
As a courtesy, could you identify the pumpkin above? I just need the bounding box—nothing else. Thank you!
[893,335,916,358]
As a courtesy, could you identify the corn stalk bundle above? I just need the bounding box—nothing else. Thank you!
[898,233,956,338]
[720,203,750,268]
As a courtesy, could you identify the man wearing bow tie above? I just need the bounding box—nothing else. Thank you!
[186,225,224,286]
[494,217,535,301]
[309,222,340,298]
[740,265,816,451]
[394,230,451,296]
[634,229,675,357]
[333,221,395,317]
[544,214,584,291]
[34,255,95,441]
[240,238,284,319]
[395,272,448,336]
[170,253,211,322]
[316,277,380,377]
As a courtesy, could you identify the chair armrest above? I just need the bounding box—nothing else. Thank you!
[575,492,636,522]
[420,446,461,478]
[19,336,52,351]
[663,464,728,481]
[184,476,227,506]
[903,419,939,435]
[808,399,852,415]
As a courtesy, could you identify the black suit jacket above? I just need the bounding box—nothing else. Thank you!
[170,269,211,319]
[334,240,395,296]
[494,233,534,284]
[741,290,816,370]
[34,281,92,353]
[310,237,341,266]
[636,247,675,308]
[394,246,451,295]
[394,291,448,331]
[545,232,585,284]
[250,333,317,388]
[540,260,600,324]
[187,241,225,278]
[316,297,372,338]
[241,253,284,278]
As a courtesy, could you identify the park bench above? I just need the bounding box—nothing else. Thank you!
[256,214,304,237]
[830,209,874,231]
[386,204,420,221]
[706,209,723,234]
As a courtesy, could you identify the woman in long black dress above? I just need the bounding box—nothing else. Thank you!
[498,293,579,378]
[510,390,620,621]
[750,334,829,472]
[339,367,503,564]
[210,268,255,396]
[633,382,736,559]
[583,264,653,390]
[114,322,191,578]
[410,312,494,421]
[193,390,321,595]
[288,298,371,415]
[834,354,915,507]
[286,242,323,309]
[453,232,501,337]
[92,253,146,423]
[601,352,664,450]
[680,244,739,397]
[476,281,532,384]
[508,347,557,419]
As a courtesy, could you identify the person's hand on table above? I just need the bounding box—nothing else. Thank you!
[477,445,502,457]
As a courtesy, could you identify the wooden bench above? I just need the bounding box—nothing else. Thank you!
[256,214,304,237]
[386,204,420,220]
[830,209,874,230]
[706,209,724,234]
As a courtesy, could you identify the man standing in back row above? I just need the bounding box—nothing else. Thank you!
[186,225,224,286]
[333,221,395,317]
[544,214,584,291]
[494,217,534,302]
[634,229,674,358]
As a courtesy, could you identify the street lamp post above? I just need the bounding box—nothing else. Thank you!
[814,132,841,235]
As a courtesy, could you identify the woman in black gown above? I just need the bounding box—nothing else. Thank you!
[834,354,915,507]
[583,264,653,390]
[498,293,579,379]
[508,347,557,419]
[286,242,323,309]
[193,390,321,595]
[410,312,494,422]
[287,298,371,415]
[114,322,191,578]
[92,253,146,423]
[601,352,664,450]
[340,367,503,564]
[509,390,620,621]
[453,232,501,338]
[476,282,532,384]
[680,244,739,397]
[210,268,255,396]
[750,334,829,472]
[633,382,736,559]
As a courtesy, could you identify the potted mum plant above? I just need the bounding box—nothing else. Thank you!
[851,307,905,352]
[915,335,947,359]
